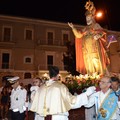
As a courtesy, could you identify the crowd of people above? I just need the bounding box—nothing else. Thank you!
[0,0,119,119]
[0,66,120,120]
[0,76,44,120]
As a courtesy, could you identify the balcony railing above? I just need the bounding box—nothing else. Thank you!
[0,63,14,70]
[38,64,67,71]
[37,39,66,47]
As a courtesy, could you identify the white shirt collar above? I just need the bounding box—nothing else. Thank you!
[13,85,21,91]
[45,79,56,86]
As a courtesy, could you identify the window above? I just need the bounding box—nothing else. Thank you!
[24,72,32,79]
[47,32,54,45]
[24,56,32,64]
[25,29,33,40]
[63,33,69,45]
[2,53,10,69]
[62,31,70,45]
[25,58,31,63]
[3,27,12,42]
[47,55,53,69]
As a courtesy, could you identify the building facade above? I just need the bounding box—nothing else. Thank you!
[0,15,120,85]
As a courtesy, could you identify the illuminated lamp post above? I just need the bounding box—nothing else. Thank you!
[96,11,103,18]
[95,11,103,19]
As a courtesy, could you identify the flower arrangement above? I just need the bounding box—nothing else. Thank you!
[64,73,101,94]
[40,72,102,94]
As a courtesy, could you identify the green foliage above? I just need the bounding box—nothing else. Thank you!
[63,41,79,76]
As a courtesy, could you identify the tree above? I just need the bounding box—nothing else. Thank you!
[63,41,80,75]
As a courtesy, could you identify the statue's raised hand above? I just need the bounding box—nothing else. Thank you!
[68,22,74,29]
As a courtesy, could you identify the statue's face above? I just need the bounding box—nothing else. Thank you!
[86,15,93,25]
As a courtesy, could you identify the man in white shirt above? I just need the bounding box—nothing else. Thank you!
[7,76,27,120]
[85,76,120,120]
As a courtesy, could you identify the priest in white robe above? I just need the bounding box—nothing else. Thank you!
[30,66,95,120]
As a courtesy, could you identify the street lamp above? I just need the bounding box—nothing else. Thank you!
[95,11,103,19]
[96,11,103,18]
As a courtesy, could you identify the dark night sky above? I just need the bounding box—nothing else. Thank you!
[0,0,120,31]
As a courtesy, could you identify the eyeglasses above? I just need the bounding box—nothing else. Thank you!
[100,81,110,84]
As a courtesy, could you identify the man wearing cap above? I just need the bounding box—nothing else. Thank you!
[7,76,28,120]
[30,66,96,120]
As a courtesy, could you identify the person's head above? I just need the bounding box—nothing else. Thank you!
[7,76,20,89]
[33,77,43,86]
[2,86,8,94]
[1,80,6,87]
[49,66,59,80]
[110,76,120,91]
[85,1,96,26]
[85,12,95,26]
[2,75,14,87]
[99,76,111,92]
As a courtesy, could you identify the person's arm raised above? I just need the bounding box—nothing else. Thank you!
[68,22,83,38]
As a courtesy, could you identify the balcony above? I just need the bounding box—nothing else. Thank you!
[0,63,14,71]
[38,64,66,71]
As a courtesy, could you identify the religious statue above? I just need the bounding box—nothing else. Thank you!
[68,0,110,75]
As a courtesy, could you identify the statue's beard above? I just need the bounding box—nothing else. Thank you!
[87,20,92,25]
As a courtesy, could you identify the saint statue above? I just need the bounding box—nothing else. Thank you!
[68,0,110,75]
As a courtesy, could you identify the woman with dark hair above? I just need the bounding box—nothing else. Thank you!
[0,86,10,120]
